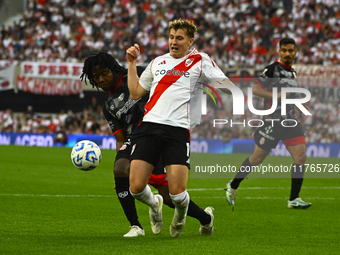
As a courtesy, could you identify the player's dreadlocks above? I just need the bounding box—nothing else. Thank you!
[80,52,127,89]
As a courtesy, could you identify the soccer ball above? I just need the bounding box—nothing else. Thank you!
[71,140,101,170]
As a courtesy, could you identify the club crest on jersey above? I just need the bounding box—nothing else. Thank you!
[118,93,125,101]
[185,58,194,67]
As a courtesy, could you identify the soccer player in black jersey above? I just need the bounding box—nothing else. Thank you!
[225,38,312,209]
[80,52,212,237]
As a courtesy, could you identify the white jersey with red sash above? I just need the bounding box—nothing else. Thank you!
[139,48,229,129]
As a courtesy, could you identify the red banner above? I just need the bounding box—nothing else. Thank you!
[16,76,82,95]
[20,62,83,80]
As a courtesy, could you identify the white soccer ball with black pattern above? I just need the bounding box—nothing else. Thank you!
[71,140,101,170]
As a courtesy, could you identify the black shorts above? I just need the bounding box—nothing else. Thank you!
[253,120,306,151]
[130,122,190,168]
[115,138,166,178]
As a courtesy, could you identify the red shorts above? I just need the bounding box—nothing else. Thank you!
[148,173,168,186]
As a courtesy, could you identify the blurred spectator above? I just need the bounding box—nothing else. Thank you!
[0,109,17,132]
[64,110,75,130]
[1,0,340,67]
[23,105,36,119]
[54,125,68,146]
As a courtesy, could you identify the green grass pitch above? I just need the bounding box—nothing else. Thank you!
[1,145,339,254]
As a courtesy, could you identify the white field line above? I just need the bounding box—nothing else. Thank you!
[0,187,339,198]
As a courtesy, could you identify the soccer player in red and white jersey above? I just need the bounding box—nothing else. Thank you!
[126,19,233,237]
[80,52,215,238]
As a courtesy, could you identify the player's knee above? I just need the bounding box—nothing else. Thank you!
[250,156,265,165]
[295,152,307,164]
[113,166,129,177]
[129,184,144,194]
[113,159,130,177]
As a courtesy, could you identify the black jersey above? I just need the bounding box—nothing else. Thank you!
[256,61,299,121]
[103,67,148,138]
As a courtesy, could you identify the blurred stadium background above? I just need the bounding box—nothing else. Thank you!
[1,1,340,254]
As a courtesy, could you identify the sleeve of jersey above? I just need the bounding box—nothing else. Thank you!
[201,54,229,82]
[139,61,153,91]
[103,107,124,135]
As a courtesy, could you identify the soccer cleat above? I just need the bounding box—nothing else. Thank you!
[123,226,145,237]
[170,217,186,238]
[199,206,215,236]
[149,194,163,234]
[225,180,237,205]
[287,198,312,209]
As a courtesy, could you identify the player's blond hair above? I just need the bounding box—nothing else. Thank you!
[169,19,197,39]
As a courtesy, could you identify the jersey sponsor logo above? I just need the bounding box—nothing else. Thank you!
[280,70,293,77]
[116,98,141,119]
[259,130,274,140]
[155,68,190,78]
[279,78,297,86]
[185,58,194,67]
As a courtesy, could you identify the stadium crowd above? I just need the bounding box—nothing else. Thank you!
[1,0,340,143]
[0,0,340,68]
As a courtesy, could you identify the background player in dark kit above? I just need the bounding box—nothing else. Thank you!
[225,38,311,209]
[80,52,212,237]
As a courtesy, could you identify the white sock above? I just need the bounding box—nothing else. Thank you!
[130,185,157,210]
[170,190,190,223]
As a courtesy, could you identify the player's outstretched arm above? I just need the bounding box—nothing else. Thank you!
[253,83,276,98]
[126,44,148,100]
[208,79,234,94]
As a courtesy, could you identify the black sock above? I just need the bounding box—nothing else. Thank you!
[186,200,211,225]
[231,157,252,189]
[114,177,142,229]
[290,164,305,201]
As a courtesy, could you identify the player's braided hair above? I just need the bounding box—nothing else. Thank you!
[80,52,127,89]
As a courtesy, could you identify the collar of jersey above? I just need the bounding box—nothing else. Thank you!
[169,48,198,59]
[276,60,292,69]
[108,74,123,94]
